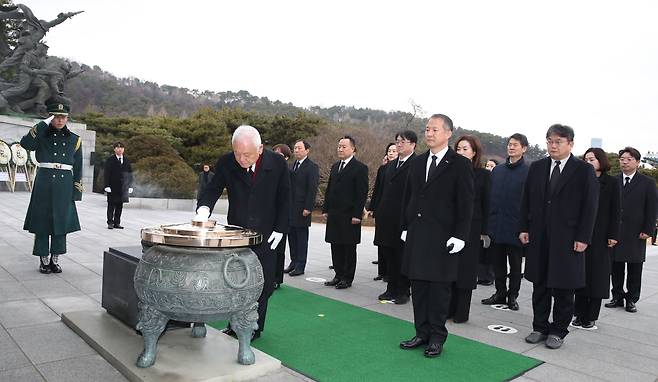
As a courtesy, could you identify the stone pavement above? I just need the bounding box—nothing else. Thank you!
[1,191,657,382]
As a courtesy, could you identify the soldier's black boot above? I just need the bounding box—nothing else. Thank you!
[39,256,51,274]
[49,255,62,273]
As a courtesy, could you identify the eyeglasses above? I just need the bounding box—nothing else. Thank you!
[546,139,569,146]
[619,156,636,162]
[395,139,411,145]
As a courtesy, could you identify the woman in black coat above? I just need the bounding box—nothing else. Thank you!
[573,148,621,328]
[368,143,397,281]
[449,135,490,322]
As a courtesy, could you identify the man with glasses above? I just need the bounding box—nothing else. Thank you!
[520,124,598,349]
[482,133,529,311]
[606,147,657,313]
[372,130,417,304]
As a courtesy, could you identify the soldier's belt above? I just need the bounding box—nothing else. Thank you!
[38,162,73,171]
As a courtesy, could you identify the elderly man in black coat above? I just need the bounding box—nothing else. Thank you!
[284,140,320,276]
[195,125,291,340]
[520,124,598,349]
[323,136,369,290]
[399,114,474,358]
[371,130,417,304]
[104,142,133,229]
[606,147,658,313]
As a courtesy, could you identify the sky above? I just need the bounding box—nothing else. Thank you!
[24,0,658,155]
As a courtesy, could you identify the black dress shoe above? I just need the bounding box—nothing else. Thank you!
[394,295,409,305]
[481,293,506,305]
[113,225,124,229]
[605,298,624,308]
[400,336,427,349]
[477,280,494,286]
[373,275,383,281]
[372,260,379,265]
[378,291,394,301]
[625,301,637,313]
[283,265,295,273]
[507,297,519,311]
[328,265,334,270]
[107,224,114,229]
[324,278,340,286]
[571,317,582,327]
[49,259,62,274]
[335,281,352,289]
[39,260,52,274]
[289,269,304,276]
[424,343,443,358]
[581,321,595,329]
[221,327,237,337]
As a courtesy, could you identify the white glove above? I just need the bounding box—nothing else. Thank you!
[400,231,407,242]
[128,187,133,194]
[267,231,283,250]
[44,115,54,124]
[193,206,210,222]
[446,237,465,254]
[481,234,491,249]
[104,187,111,193]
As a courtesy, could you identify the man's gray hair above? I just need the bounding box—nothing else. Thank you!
[232,125,262,147]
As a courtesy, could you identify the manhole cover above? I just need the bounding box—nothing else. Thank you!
[490,304,511,311]
[305,277,327,283]
[487,324,518,334]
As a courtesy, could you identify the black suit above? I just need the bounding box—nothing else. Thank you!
[520,155,598,338]
[611,172,658,303]
[323,157,368,283]
[287,157,320,272]
[371,154,415,298]
[198,149,291,333]
[104,155,133,226]
[401,149,474,345]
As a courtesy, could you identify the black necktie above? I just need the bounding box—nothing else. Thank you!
[293,161,300,172]
[397,160,404,169]
[427,155,437,181]
[247,167,254,178]
[549,160,561,194]
[624,176,630,187]
[338,161,345,172]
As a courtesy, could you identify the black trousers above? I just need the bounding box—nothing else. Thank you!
[376,247,387,277]
[255,243,276,333]
[330,243,357,283]
[611,261,643,303]
[448,284,473,322]
[478,244,495,282]
[274,234,286,284]
[288,226,309,271]
[106,200,123,226]
[574,295,602,322]
[532,283,574,338]
[490,243,523,298]
[382,245,409,298]
[410,280,451,345]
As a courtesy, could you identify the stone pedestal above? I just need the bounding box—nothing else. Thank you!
[0,114,95,192]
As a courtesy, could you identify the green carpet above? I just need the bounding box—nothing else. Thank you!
[210,285,541,381]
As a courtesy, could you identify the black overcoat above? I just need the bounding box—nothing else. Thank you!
[577,173,621,298]
[290,158,319,228]
[613,172,658,263]
[456,167,490,289]
[372,155,415,248]
[323,158,369,245]
[104,156,133,203]
[197,170,214,195]
[520,155,599,289]
[401,149,474,282]
[198,149,291,240]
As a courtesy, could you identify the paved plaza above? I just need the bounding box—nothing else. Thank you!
[1,191,658,382]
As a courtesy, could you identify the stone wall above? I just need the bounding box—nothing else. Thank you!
[0,115,96,192]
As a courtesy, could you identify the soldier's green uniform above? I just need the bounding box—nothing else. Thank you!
[19,102,82,273]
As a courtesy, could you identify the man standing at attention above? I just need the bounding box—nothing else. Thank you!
[323,136,369,290]
[520,124,598,349]
[104,142,133,229]
[284,140,320,277]
[20,102,83,274]
[195,125,291,340]
[399,114,474,358]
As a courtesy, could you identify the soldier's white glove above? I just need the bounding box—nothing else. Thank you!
[267,231,283,250]
[193,206,210,222]
[480,234,491,249]
[446,237,465,254]
[104,187,111,193]
[44,115,54,124]
[400,231,407,242]
[128,188,133,194]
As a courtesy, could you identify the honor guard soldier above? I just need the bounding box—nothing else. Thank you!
[20,102,83,274]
